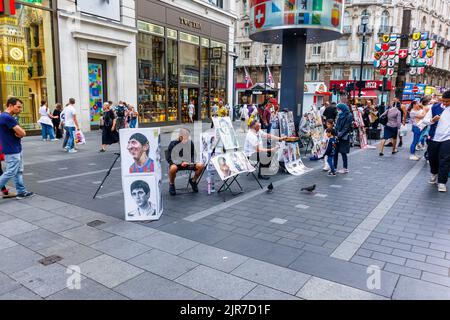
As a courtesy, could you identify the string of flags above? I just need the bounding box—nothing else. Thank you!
[373,32,436,76]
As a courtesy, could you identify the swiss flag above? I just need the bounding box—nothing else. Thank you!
[254,3,266,29]
[398,49,408,59]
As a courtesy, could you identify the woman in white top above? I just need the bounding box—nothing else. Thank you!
[239,104,249,132]
[38,100,57,141]
[408,100,426,160]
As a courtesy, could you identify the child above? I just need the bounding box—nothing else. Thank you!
[322,119,335,171]
[323,128,337,176]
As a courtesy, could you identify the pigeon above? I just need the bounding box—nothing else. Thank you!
[301,184,316,193]
[267,183,274,193]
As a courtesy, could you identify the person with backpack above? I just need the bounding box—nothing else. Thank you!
[115,101,127,130]
[100,102,119,152]
[379,103,401,156]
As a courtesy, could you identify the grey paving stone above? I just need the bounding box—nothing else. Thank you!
[0,213,15,224]
[11,263,77,298]
[384,263,422,279]
[231,259,310,295]
[60,226,114,245]
[176,265,256,300]
[0,219,39,237]
[0,273,21,295]
[0,245,42,275]
[50,205,98,220]
[412,246,446,258]
[393,276,450,299]
[180,244,249,273]
[297,277,386,300]
[128,249,198,280]
[270,218,287,225]
[426,256,450,268]
[78,255,144,288]
[91,236,150,261]
[243,285,301,300]
[405,260,449,276]
[421,272,450,288]
[138,232,198,255]
[372,252,406,266]
[38,243,102,267]
[0,235,18,251]
[392,249,426,262]
[361,242,394,255]
[102,222,158,241]
[289,252,399,298]
[33,216,83,233]
[9,208,55,223]
[10,229,73,252]
[429,243,450,254]
[47,278,128,300]
[0,286,43,300]
[254,232,281,243]
[115,272,202,300]
[20,195,68,211]
[398,237,430,248]
[0,202,33,213]
[355,248,373,258]
[351,256,386,269]
[215,234,302,268]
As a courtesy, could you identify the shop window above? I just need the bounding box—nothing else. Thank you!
[201,46,210,120]
[0,4,56,130]
[137,32,166,123]
[210,43,227,106]
[179,42,200,85]
[167,38,178,122]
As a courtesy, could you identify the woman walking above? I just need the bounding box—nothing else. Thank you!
[100,102,119,152]
[38,101,57,141]
[379,103,401,156]
[52,103,63,139]
[408,101,426,160]
[334,103,353,174]
[128,105,138,128]
[239,104,249,132]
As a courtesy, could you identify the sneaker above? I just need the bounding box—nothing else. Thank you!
[68,149,78,153]
[392,150,398,154]
[328,172,336,177]
[337,169,349,174]
[429,174,438,184]
[415,144,424,151]
[99,149,106,153]
[438,183,447,192]
[323,167,330,171]
[409,155,420,161]
[169,184,176,196]
[1,189,17,199]
[189,178,199,193]
[50,139,59,142]
[16,192,35,200]
[379,152,384,156]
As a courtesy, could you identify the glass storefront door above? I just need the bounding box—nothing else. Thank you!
[88,59,107,127]
[180,87,198,123]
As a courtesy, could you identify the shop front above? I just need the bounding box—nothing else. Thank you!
[136,0,230,126]
[329,80,392,105]
[0,0,59,130]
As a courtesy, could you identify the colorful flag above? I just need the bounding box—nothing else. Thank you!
[244,66,253,89]
[267,66,274,86]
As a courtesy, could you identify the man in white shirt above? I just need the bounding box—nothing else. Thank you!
[244,120,285,180]
[61,98,79,153]
[426,90,450,192]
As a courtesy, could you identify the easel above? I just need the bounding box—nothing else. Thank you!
[93,152,121,199]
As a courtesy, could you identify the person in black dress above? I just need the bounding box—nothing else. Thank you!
[100,102,119,152]
[52,103,63,139]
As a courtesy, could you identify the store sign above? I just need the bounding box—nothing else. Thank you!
[179,17,201,30]
[77,0,121,22]
[329,80,392,91]
[0,0,16,15]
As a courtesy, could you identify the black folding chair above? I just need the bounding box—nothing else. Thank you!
[164,149,193,192]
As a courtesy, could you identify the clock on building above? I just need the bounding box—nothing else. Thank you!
[9,47,23,61]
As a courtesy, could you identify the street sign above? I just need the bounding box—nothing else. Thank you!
[412,86,419,93]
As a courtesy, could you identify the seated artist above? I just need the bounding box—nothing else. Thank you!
[244,120,286,180]
[167,128,204,195]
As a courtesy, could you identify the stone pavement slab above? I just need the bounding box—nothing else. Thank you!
[47,278,128,300]
[33,215,83,233]
[0,286,43,300]
[0,213,15,224]
[20,195,68,211]
[297,277,387,300]
[393,276,450,300]
[0,245,43,275]
[91,236,150,261]
[231,259,311,295]
[175,265,257,300]
[137,232,199,255]
[0,201,34,213]
[243,285,301,300]
[78,254,144,288]
[0,219,39,237]
[38,243,102,267]
[59,226,114,245]
[180,244,249,273]
[128,249,198,280]
[114,272,202,300]
[0,273,21,295]
[9,208,55,223]
[10,229,74,252]
[159,220,232,245]
[101,222,158,241]
[0,235,17,251]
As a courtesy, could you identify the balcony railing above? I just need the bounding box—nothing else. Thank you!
[357,25,373,35]
[378,25,392,34]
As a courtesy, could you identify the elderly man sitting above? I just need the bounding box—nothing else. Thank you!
[167,128,204,195]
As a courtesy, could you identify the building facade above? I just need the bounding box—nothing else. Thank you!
[235,0,450,108]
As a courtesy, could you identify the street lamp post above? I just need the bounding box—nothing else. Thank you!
[231,47,238,118]
[264,48,268,103]
[358,14,369,99]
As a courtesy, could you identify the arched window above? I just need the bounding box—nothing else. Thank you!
[380,10,389,28]
[244,22,250,36]
[421,16,427,31]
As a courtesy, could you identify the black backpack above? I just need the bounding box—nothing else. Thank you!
[116,106,126,118]
[379,112,388,126]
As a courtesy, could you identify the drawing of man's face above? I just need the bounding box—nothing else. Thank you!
[128,138,149,161]
[131,187,150,208]
[220,120,230,135]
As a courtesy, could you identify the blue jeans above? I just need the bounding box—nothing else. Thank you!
[129,118,137,128]
[64,126,76,150]
[41,123,55,140]
[410,126,421,155]
[334,153,348,169]
[0,153,26,194]
[327,155,335,173]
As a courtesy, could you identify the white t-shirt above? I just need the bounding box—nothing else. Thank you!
[62,105,77,128]
[244,129,268,157]
[38,106,53,126]
[188,104,195,115]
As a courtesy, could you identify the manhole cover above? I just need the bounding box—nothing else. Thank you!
[87,220,106,227]
[39,255,63,266]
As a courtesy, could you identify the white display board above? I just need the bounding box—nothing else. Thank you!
[211,151,255,181]
[120,128,163,222]
[213,117,239,150]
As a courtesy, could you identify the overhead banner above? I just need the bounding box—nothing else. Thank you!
[120,128,163,222]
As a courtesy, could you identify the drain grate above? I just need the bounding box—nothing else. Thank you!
[39,255,63,266]
[86,220,106,227]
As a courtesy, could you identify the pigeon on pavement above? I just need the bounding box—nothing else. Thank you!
[301,184,316,193]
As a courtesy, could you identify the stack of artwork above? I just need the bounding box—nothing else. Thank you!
[120,128,163,222]
[306,107,326,159]
[280,141,311,176]
[351,106,368,149]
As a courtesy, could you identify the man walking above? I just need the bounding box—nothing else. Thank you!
[0,97,34,199]
[425,90,450,192]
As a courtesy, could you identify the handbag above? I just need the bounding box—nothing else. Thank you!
[379,113,388,126]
